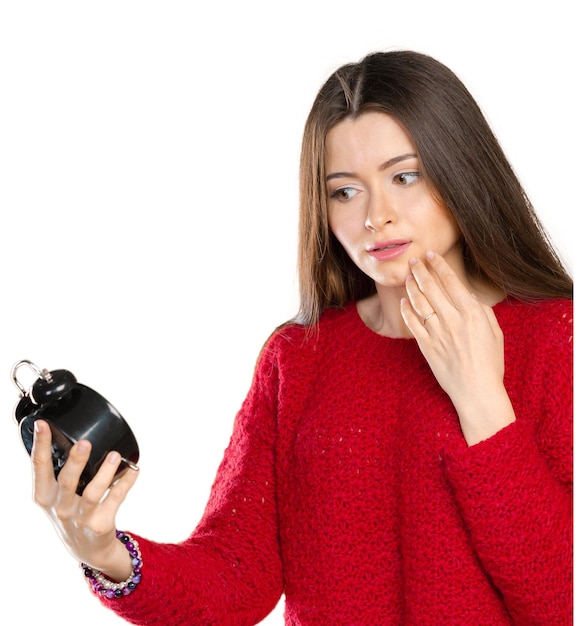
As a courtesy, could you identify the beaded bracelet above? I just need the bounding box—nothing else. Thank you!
[81,530,143,599]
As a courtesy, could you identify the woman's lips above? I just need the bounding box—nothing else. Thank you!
[367,240,411,261]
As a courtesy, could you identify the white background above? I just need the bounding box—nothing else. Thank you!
[0,1,575,624]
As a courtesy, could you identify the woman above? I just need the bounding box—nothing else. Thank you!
[31,50,572,625]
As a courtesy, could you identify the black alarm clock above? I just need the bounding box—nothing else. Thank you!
[12,359,139,495]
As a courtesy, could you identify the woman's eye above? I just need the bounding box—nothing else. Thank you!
[394,172,420,186]
[330,187,358,201]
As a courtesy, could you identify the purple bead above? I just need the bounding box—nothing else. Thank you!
[84,531,143,600]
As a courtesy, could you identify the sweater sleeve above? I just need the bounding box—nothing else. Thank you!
[441,304,573,625]
[97,337,284,625]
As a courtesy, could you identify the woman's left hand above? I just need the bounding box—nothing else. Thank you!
[400,251,515,445]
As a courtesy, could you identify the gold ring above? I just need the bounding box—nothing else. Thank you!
[422,311,437,325]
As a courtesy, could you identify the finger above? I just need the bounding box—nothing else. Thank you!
[55,438,92,498]
[98,464,140,520]
[81,464,140,536]
[404,271,440,323]
[408,256,455,315]
[480,299,504,338]
[81,451,127,507]
[400,296,429,336]
[31,420,58,504]
[423,251,477,310]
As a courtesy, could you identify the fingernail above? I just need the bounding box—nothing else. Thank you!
[77,440,90,453]
[108,451,121,464]
[409,257,417,266]
[426,250,435,260]
[34,420,43,434]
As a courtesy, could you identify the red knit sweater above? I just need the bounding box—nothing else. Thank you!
[100,297,572,625]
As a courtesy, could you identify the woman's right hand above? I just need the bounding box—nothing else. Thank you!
[31,419,139,581]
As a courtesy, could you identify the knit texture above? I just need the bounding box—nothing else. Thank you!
[99,297,572,625]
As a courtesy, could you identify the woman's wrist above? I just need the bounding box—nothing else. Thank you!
[82,531,143,599]
[455,389,516,446]
[102,533,137,581]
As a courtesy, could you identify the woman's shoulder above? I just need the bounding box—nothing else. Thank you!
[496,297,573,350]
[496,296,572,324]
[259,303,360,361]
[273,303,358,341]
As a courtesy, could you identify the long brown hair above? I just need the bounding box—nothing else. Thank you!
[294,50,573,326]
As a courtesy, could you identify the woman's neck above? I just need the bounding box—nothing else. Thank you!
[357,279,505,339]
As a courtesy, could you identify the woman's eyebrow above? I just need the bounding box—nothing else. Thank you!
[326,152,418,181]
[379,152,417,171]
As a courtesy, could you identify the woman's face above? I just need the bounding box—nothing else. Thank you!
[325,112,464,289]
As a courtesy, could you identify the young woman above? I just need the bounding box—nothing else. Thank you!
[30,50,572,625]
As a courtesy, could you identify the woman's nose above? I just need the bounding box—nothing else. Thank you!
[364,192,397,231]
